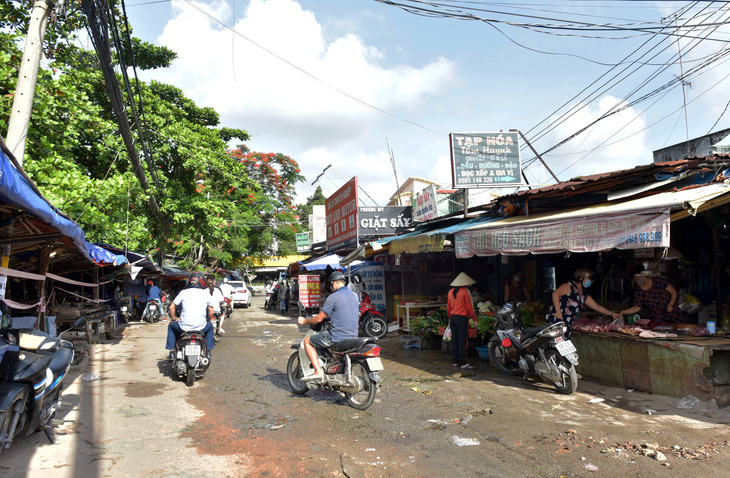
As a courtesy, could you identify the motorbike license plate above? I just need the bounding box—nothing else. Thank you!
[555,339,577,356]
[365,357,384,371]
[149,304,157,310]
[185,345,201,356]
[120,307,127,312]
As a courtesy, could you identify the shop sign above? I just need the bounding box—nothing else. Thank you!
[298,274,321,308]
[414,185,438,222]
[455,210,670,258]
[347,263,386,315]
[326,177,358,250]
[450,131,522,188]
[296,233,310,253]
[311,205,327,244]
[358,206,412,236]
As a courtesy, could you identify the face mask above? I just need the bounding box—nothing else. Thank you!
[514,276,522,283]
[583,279,592,288]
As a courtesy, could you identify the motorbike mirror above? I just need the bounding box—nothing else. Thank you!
[72,318,88,329]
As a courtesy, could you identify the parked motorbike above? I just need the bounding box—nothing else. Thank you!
[0,316,87,450]
[172,329,210,387]
[118,296,132,323]
[142,300,161,323]
[286,319,383,410]
[359,292,388,340]
[488,303,579,394]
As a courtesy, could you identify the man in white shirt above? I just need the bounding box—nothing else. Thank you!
[219,277,234,330]
[207,276,227,334]
[166,271,215,360]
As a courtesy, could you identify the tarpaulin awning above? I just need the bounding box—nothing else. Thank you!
[300,253,343,271]
[455,183,730,258]
[388,215,503,255]
[0,148,127,266]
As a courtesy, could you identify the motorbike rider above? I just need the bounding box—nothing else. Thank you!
[142,279,163,319]
[219,277,234,332]
[296,271,359,382]
[207,275,226,334]
[166,271,215,361]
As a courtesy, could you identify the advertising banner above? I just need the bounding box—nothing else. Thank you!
[296,232,310,253]
[298,274,321,308]
[455,210,670,258]
[311,205,327,244]
[346,262,386,316]
[413,185,438,222]
[450,131,522,188]
[326,178,358,249]
[358,206,413,236]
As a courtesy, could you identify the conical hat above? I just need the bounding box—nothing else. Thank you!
[450,272,476,287]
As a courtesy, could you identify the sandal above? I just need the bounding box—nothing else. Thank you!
[460,364,476,370]
[453,363,459,367]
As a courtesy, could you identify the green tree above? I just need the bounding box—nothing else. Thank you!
[295,185,327,230]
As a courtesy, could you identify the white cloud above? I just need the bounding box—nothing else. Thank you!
[145,0,456,205]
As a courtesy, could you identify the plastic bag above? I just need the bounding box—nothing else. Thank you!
[676,394,701,409]
[443,325,452,342]
[678,290,701,314]
[607,316,625,330]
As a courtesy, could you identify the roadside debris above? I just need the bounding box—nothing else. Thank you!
[676,395,701,409]
[451,435,480,446]
[82,373,101,381]
[587,398,605,404]
[460,414,473,426]
[411,387,432,395]
[584,463,598,471]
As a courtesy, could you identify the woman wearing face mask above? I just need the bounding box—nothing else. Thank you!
[619,266,682,325]
[504,270,531,303]
[546,267,621,339]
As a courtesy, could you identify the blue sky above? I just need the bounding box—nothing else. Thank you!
[124,0,730,205]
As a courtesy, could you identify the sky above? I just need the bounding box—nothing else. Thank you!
[122,0,730,206]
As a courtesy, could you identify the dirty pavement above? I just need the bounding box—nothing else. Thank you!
[2,295,730,477]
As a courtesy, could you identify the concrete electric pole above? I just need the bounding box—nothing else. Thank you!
[5,0,55,167]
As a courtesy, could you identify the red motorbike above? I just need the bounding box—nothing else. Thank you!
[359,292,388,339]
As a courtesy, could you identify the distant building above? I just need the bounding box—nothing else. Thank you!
[653,128,730,162]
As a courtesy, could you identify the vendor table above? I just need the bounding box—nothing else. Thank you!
[572,331,730,407]
[397,302,446,332]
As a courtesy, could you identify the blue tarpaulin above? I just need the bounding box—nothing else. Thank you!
[0,148,127,266]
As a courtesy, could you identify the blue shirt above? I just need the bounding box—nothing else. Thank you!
[321,286,359,343]
[147,285,161,302]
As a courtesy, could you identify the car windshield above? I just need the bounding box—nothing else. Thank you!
[229,281,245,289]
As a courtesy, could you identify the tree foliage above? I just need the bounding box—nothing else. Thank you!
[0,1,305,269]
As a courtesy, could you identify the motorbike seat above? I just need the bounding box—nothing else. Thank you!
[47,346,73,377]
[520,324,553,340]
[330,337,377,352]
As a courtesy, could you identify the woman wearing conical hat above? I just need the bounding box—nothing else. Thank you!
[446,272,478,370]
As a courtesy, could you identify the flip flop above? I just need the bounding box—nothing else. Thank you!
[460,364,476,370]
[453,363,459,367]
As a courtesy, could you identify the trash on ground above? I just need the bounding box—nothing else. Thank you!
[411,387,432,395]
[82,373,101,381]
[584,464,598,471]
[451,435,480,446]
[587,398,605,404]
[646,409,657,415]
[460,414,473,425]
[269,424,285,430]
[676,395,701,409]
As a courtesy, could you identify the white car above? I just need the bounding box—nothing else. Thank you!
[229,281,251,308]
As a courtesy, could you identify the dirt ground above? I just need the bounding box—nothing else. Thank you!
[2,295,730,477]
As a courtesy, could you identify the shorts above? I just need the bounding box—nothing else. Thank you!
[309,331,334,350]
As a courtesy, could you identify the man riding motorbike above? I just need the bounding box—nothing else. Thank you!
[142,279,162,319]
[296,271,359,383]
[206,275,226,334]
[165,271,215,361]
[219,277,234,333]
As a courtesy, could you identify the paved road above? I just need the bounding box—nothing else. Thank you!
[3,295,730,477]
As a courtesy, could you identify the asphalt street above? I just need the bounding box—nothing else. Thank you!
[2,295,730,477]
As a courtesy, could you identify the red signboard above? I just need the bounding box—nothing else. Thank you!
[325,177,358,249]
[298,275,321,308]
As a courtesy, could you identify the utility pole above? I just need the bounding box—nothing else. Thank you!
[5,0,55,167]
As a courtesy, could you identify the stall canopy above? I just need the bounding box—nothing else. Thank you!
[299,253,344,271]
[0,147,127,267]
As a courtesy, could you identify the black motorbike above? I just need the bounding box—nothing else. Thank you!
[286,319,383,410]
[488,303,579,394]
[142,300,162,323]
[0,315,87,450]
[172,329,210,387]
[265,288,279,310]
[118,296,133,323]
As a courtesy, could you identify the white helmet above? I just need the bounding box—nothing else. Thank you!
[223,277,229,283]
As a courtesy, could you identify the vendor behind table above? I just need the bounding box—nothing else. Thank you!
[619,264,682,326]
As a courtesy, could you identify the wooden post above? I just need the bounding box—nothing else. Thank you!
[713,228,723,324]
[36,245,50,332]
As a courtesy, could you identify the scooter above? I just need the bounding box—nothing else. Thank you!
[118,296,132,323]
[488,303,579,394]
[0,314,87,450]
[172,329,210,387]
[286,319,383,410]
[265,288,279,310]
[359,292,388,340]
[142,300,161,323]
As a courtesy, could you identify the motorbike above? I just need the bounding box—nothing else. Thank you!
[488,302,579,394]
[265,288,279,310]
[172,329,210,387]
[0,316,87,450]
[286,319,383,410]
[142,300,162,323]
[118,296,132,323]
[359,292,388,340]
